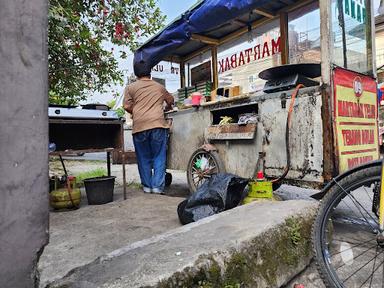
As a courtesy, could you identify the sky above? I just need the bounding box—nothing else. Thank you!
[87,0,197,105]
[158,0,197,23]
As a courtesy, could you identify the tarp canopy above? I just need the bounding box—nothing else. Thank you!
[133,0,276,75]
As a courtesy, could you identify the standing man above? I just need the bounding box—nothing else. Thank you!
[124,64,174,194]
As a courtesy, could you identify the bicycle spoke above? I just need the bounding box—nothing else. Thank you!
[361,259,384,288]
[382,256,384,288]
[343,192,378,228]
[342,250,384,284]
[334,199,372,229]
[367,245,379,288]
[333,241,377,260]
[334,243,378,270]
[362,186,374,203]
[333,179,379,229]
[333,238,377,246]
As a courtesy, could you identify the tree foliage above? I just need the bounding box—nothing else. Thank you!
[49,0,165,105]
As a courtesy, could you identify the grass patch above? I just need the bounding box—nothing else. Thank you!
[75,168,107,185]
[127,181,142,189]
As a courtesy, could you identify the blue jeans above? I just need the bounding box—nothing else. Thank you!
[133,128,168,192]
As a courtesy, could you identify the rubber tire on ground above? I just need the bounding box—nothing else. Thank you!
[186,148,225,194]
[311,164,381,288]
[165,172,172,187]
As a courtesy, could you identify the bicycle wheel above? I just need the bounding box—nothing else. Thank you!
[187,148,225,193]
[312,165,384,287]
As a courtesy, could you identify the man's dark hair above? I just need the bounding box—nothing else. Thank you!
[133,60,151,78]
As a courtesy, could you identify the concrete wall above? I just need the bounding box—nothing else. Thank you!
[0,1,49,287]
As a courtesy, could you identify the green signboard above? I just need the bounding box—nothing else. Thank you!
[344,0,366,23]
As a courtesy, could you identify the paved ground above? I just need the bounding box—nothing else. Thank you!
[42,158,325,287]
[39,186,187,287]
[41,160,190,286]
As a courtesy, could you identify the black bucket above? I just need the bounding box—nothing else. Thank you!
[84,176,116,205]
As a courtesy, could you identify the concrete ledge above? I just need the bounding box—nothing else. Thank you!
[47,200,318,288]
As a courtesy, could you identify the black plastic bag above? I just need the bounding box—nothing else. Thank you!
[177,173,249,225]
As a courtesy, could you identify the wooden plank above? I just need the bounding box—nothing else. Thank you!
[211,46,218,90]
[49,148,115,155]
[254,8,275,18]
[201,94,250,107]
[191,34,220,45]
[279,12,289,64]
[205,123,257,140]
[180,61,186,88]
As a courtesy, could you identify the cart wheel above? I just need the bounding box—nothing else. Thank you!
[187,148,225,194]
[165,172,172,187]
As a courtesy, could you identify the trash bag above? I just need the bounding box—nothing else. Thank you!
[177,173,249,225]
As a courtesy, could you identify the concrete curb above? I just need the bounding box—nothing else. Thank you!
[46,200,318,288]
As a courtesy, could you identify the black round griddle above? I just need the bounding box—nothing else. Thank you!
[258,63,321,80]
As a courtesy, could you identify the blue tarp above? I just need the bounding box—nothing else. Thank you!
[133,0,271,74]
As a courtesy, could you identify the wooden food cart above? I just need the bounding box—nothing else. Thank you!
[135,0,380,193]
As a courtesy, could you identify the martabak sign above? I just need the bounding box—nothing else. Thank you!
[218,37,281,74]
[333,67,379,172]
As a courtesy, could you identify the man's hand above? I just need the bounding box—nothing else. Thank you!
[164,103,173,112]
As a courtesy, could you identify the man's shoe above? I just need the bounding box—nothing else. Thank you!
[151,188,164,195]
[143,186,152,193]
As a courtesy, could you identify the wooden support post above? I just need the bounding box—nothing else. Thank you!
[180,61,186,88]
[319,0,335,178]
[211,46,218,90]
[279,12,289,65]
[319,0,332,85]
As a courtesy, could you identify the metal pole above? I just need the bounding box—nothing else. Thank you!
[59,154,68,176]
[122,151,127,200]
[120,121,127,199]
[107,151,111,176]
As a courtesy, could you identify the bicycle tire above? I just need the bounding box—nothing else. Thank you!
[312,164,383,287]
[186,148,225,194]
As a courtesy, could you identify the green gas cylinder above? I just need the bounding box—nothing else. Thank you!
[243,171,273,204]
[50,176,81,210]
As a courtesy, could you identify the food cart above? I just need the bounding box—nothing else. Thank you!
[48,106,128,199]
[134,0,380,192]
